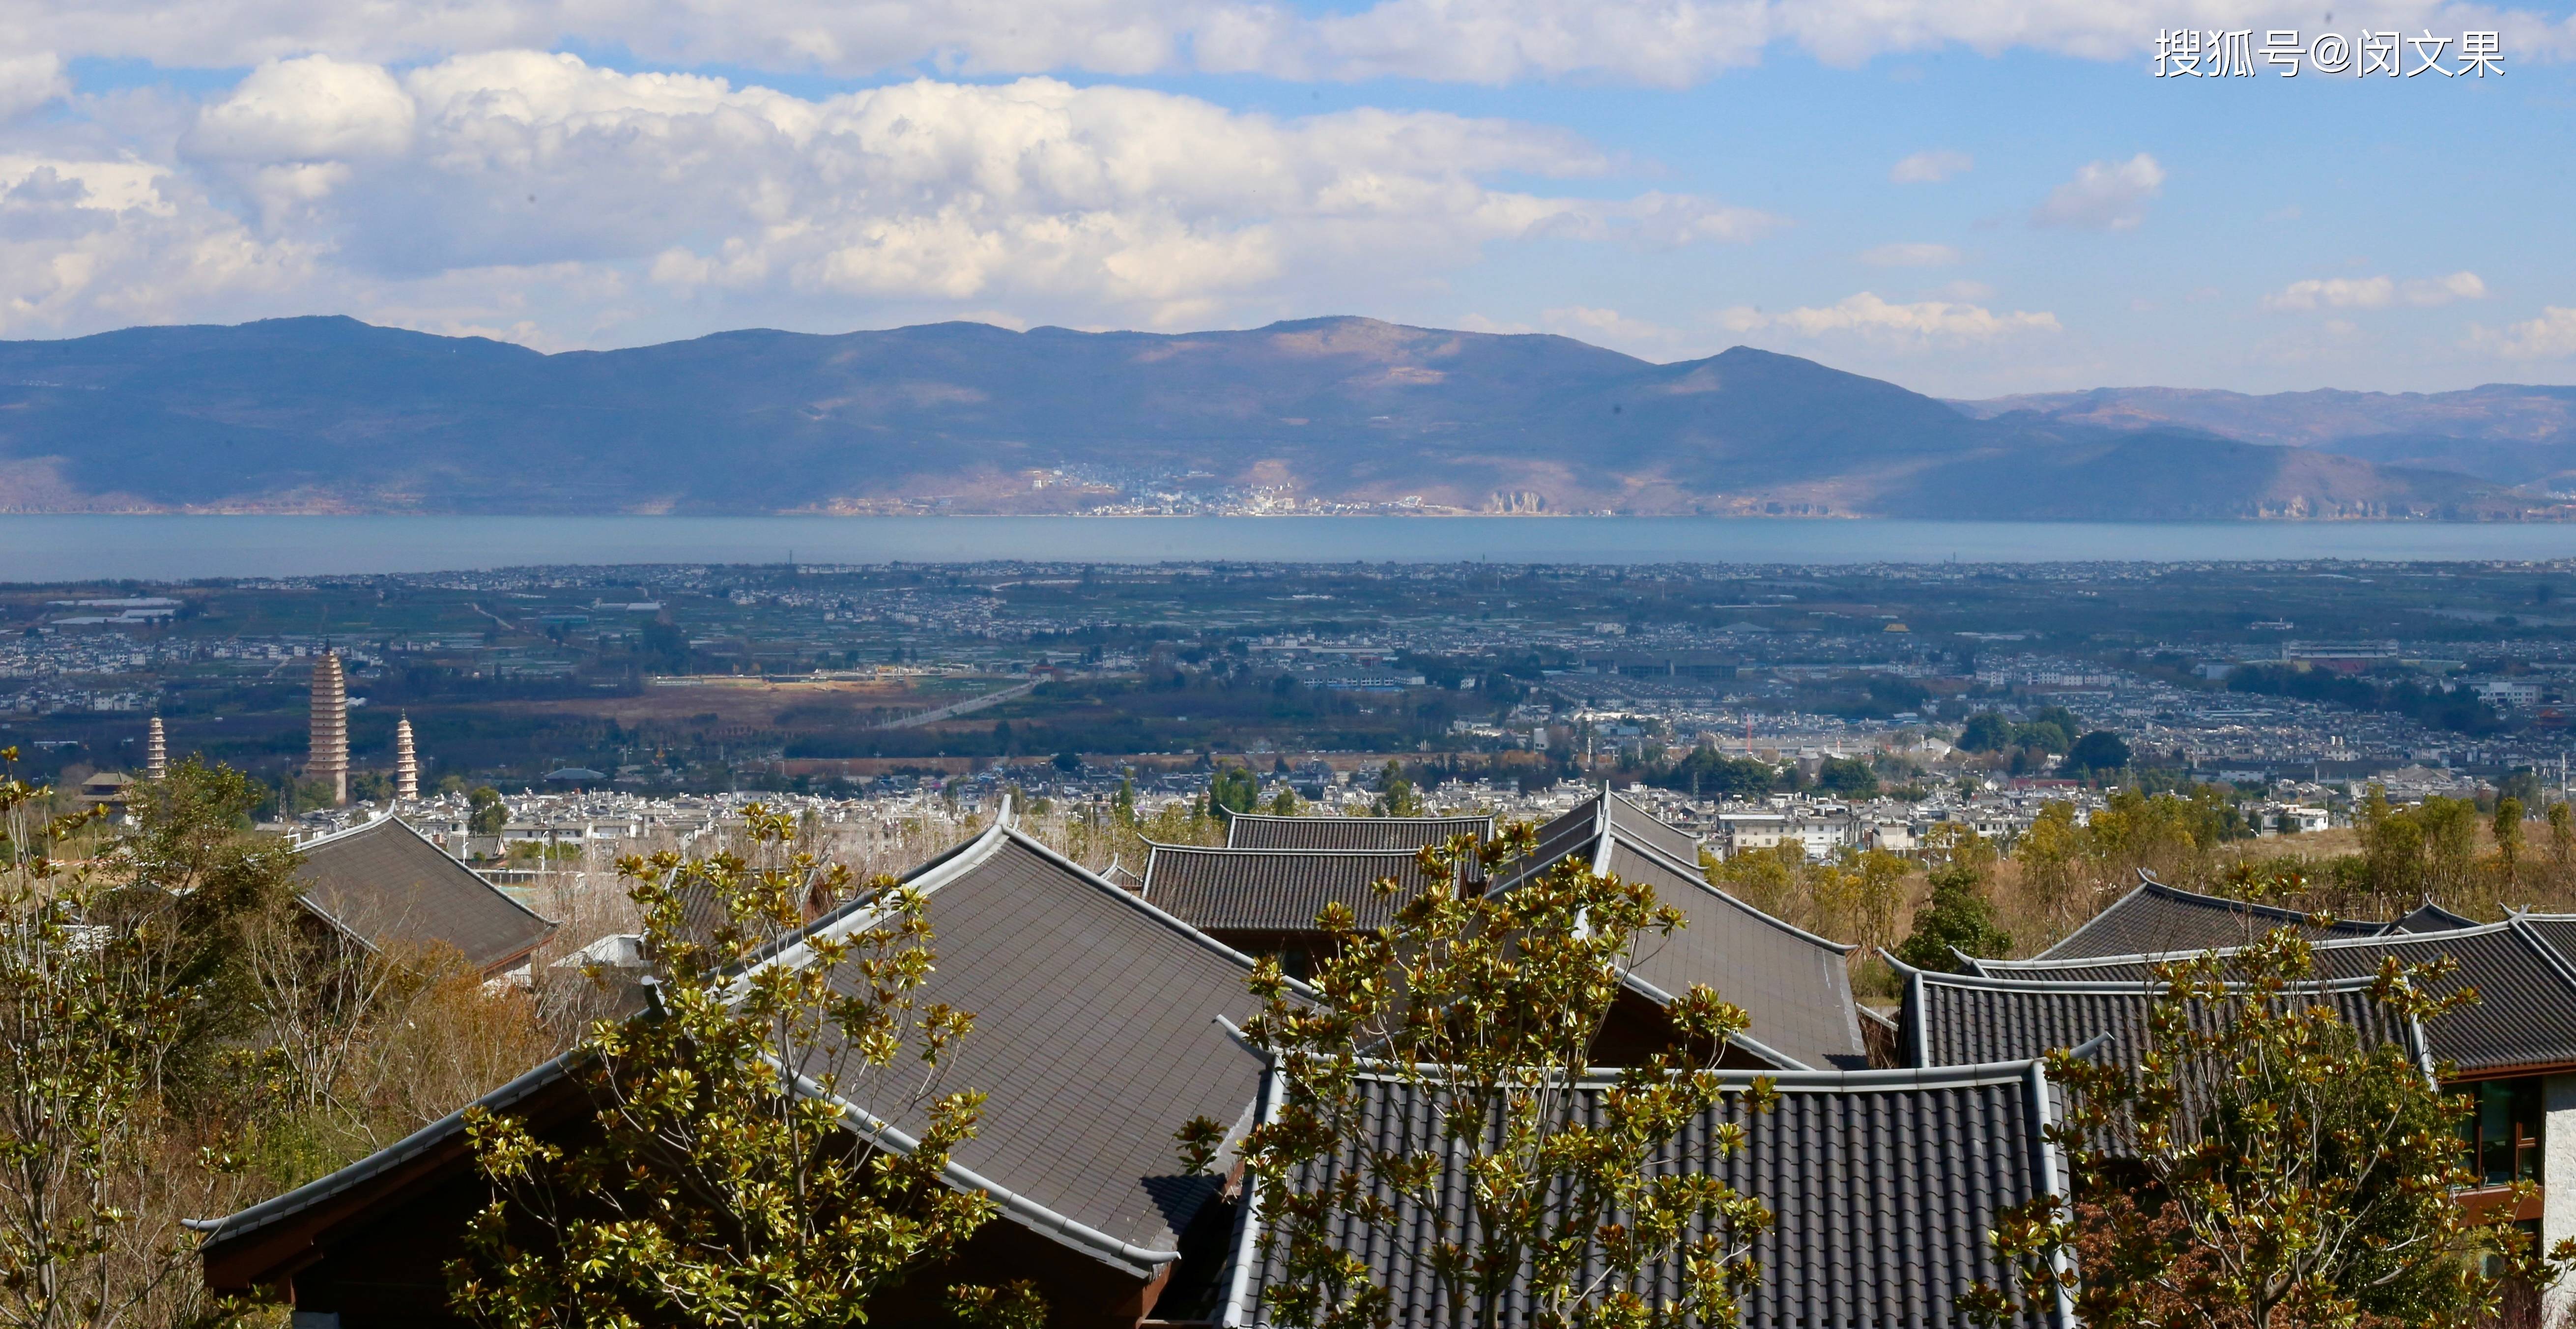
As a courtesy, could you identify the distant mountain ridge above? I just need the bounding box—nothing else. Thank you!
[0,315,2555,520]
[1954,383,2576,493]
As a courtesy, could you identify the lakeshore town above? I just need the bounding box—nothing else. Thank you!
[13,557,2576,859]
[31,556,2576,1329]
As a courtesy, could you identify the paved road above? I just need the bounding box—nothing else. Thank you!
[877,678,1038,729]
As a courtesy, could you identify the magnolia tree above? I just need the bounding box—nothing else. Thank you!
[451,805,1039,1329]
[1964,927,2572,1329]
[1229,825,1778,1329]
[0,753,263,1329]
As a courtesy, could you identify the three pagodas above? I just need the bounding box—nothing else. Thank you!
[146,651,420,807]
[298,651,418,807]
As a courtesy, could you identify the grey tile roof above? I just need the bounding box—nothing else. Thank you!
[1222,812,1493,852]
[1492,791,1865,1072]
[1892,958,2421,1071]
[1603,789,1705,865]
[293,815,555,974]
[792,826,1273,1268]
[1142,844,1442,933]
[2395,899,2480,933]
[1221,1061,2074,1329]
[2032,877,2388,961]
[204,822,1272,1282]
[1972,919,2576,1077]
[1608,839,1867,1072]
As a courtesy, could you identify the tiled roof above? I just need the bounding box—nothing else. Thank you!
[1493,790,1865,1072]
[1972,919,2576,1077]
[293,815,555,974]
[1603,790,1705,865]
[204,821,1272,1282]
[795,826,1272,1268]
[1607,838,1866,1071]
[2032,877,2389,961]
[1893,957,2421,1070]
[2394,899,2480,933]
[1141,844,1441,933]
[1222,1061,2074,1329]
[1221,812,1492,852]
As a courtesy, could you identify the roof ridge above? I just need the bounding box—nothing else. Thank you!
[1337,1056,2055,1091]
[1003,824,1292,980]
[1145,842,1433,857]
[1986,914,2530,973]
[1612,827,1857,955]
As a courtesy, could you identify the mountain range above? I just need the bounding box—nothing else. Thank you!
[0,314,2563,521]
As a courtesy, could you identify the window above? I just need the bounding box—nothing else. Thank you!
[2456,1077,2543,1186]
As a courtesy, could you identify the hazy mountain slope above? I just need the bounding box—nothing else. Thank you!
[1956,383,2576,490]
[0,315,2547,519]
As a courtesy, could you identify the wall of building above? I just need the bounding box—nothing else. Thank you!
[2547,1073,2576,1323]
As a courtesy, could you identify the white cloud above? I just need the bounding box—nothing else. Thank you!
[2471,307,2576,359]
[2030,152,2163,231]
[0,154,317,336]
[0,54,69,123]
[1717,290,2060,343]
[10,0,2574,87]
[1889,149,1970,183]
[2264,276,2394,311]
[2262,270,2488,310]
[1858,241,1959,266]
[0,52,1775,341]
[2409,270,2488,304]
[189,55,415,162]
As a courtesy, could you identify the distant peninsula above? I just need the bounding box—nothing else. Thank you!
[0,315,2565,521]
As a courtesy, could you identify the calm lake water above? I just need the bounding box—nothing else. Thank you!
[0,515,2573,581]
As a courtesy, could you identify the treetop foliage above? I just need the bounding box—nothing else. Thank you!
[1234,823,1776,1329]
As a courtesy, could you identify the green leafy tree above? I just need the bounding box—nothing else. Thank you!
[0,751,251,1329]
[1815,756,1878,797]
[1964,928,2570,1329]
[2059,731,2131,779]
[2493,796,2525,891]
[1204,764,1262,824]
[1656,750,1775,799]
[451,805,1040,1329]
[1370,759,1423,818]
[1956,712,2013,753]
[466,787,508,838]
[1267,787,1301,816]
[1233,826,1778,1329]
[1892,824,2011,971]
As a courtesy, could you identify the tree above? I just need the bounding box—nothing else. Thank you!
[2493,796,2525,890]
[1234,827,1776,1329]
[451,805,1039,1329]
[1204,764,1261,824]
[467,786,508,838]
[1956,712,2013,753]
[0,751,250,1329]
[2014,801,2085,939]
[1656,749,1775,799]
[1815,756,1878,797]
[1267,787,1301,816]
[1965,928,2571,1329]
[1371,759,1423,817]
[2060,731,2130,779]
[1891,824,2010,972]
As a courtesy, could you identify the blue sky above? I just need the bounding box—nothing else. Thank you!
[2,0,2572,397]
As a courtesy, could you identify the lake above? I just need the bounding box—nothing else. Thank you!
[1,515,2573,581]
